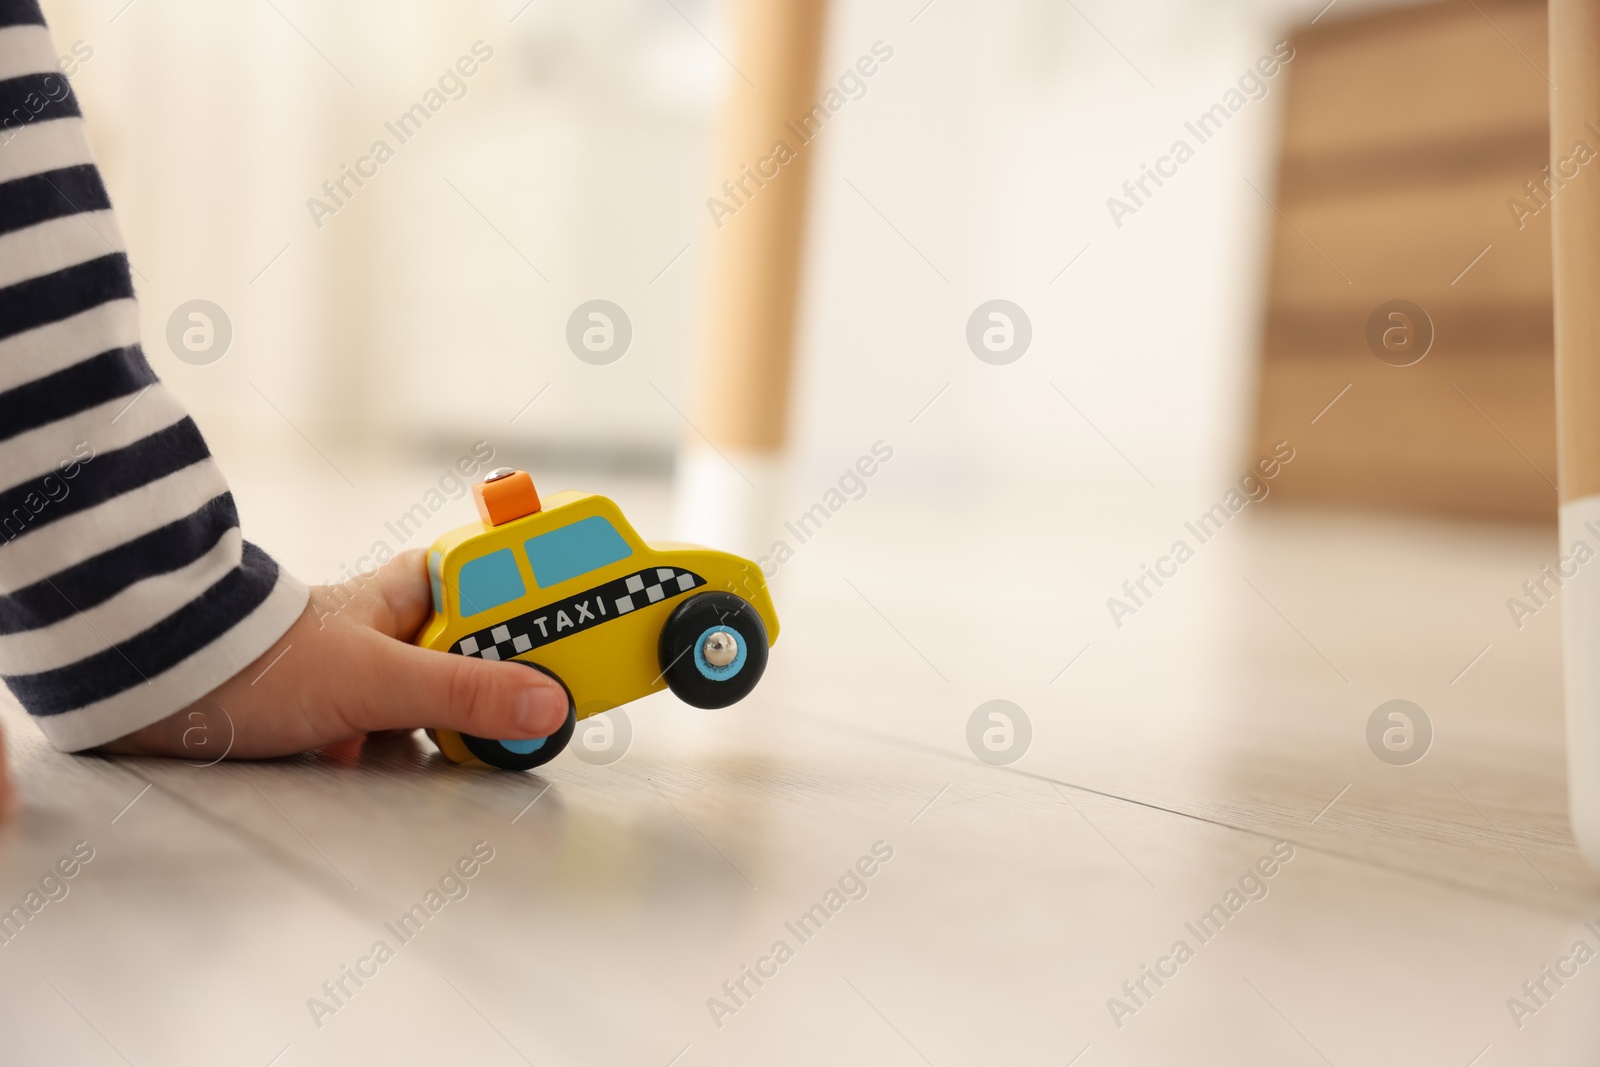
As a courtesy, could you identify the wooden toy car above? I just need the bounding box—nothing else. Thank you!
[416,468,779,770]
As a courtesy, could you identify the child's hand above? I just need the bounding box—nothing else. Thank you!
[99,551,570,761]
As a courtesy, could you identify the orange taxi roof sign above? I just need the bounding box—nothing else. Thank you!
[473,469,541,526]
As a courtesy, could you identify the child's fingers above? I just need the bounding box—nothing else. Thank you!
[311,551,431,641]
[345,636,569,740]
[334,550,433,640]
[375,550,434,639]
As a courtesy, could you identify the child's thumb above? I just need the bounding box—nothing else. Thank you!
[352,639,570,739]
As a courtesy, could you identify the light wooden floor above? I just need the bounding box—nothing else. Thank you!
[3,466,1598,1066]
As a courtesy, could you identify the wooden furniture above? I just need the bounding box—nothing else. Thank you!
[688,0,828,454]
[1550,0,1600,869]
[1253,0,1558,521]
[672,0,828,558]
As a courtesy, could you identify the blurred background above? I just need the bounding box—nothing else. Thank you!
[12,0,1600,1063]
[36,0,1569,758]
[38,0,1561,561]
[43,0,1320,534]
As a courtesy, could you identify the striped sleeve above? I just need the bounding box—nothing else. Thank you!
[0,0,308,751]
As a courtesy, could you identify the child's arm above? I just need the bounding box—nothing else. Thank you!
[0,1,565,800]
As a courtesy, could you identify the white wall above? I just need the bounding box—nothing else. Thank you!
[788,0,1302,503]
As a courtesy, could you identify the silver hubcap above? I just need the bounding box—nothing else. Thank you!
[703,631,739,668]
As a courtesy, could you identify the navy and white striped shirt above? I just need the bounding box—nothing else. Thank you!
[0,0,306,750]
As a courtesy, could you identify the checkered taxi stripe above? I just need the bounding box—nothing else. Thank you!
[452,566,705,661]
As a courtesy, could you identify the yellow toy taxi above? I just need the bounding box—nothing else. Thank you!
[416,467,779,770]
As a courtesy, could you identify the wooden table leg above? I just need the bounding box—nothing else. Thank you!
[674,0,829,559]
[1550,0,1600,868]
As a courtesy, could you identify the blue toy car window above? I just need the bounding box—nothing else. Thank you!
[524,516,633,587]
[456,548,526,617]
[428,550,445,614]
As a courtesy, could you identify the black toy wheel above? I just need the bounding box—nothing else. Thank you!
[658,592,769,709]
[460,662,576,770]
